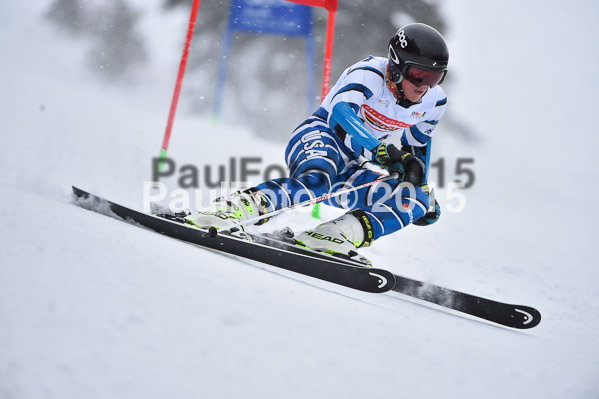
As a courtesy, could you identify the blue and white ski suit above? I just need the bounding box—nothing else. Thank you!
[255,56,448,241]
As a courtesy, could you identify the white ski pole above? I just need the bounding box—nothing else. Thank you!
[207,172,398,237]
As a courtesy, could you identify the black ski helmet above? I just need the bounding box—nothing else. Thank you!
[388,23,449,90]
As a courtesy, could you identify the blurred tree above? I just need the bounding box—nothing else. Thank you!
[87,0,147,80]
[46,0,147,80]
[46,0,85,34]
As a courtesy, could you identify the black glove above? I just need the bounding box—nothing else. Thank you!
[414,185,441,226]
[373,143,424,185]
[413,198,441,226]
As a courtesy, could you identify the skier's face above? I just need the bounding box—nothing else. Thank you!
[401,78,429,102]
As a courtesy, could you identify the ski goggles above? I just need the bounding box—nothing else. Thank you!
[389,62,446,88]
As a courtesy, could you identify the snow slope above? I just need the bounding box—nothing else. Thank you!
[1,1,599,398]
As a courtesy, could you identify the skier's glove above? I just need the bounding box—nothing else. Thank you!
[414,185,441,226]
[373,143,423,185]
[413,198,441,226]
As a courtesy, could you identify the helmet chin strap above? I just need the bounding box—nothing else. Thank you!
[395,84,411,106]
[386,69,419,107]
[395,83,421,108]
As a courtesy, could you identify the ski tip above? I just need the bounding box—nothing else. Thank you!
[511,306,542,329]
[367,270,396,293]
[72,186,87,198]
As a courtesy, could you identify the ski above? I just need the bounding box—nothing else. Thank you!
[71,186,395,293]
[390,275,541,329]
[71,186,541,329]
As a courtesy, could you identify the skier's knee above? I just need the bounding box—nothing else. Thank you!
[292,168,333,194]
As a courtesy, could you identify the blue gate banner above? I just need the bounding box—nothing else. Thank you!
[230,0,312,36]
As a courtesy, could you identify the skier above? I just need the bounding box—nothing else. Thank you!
[186,23,449,263]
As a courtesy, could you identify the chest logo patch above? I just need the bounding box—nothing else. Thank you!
[360,104,412,132]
